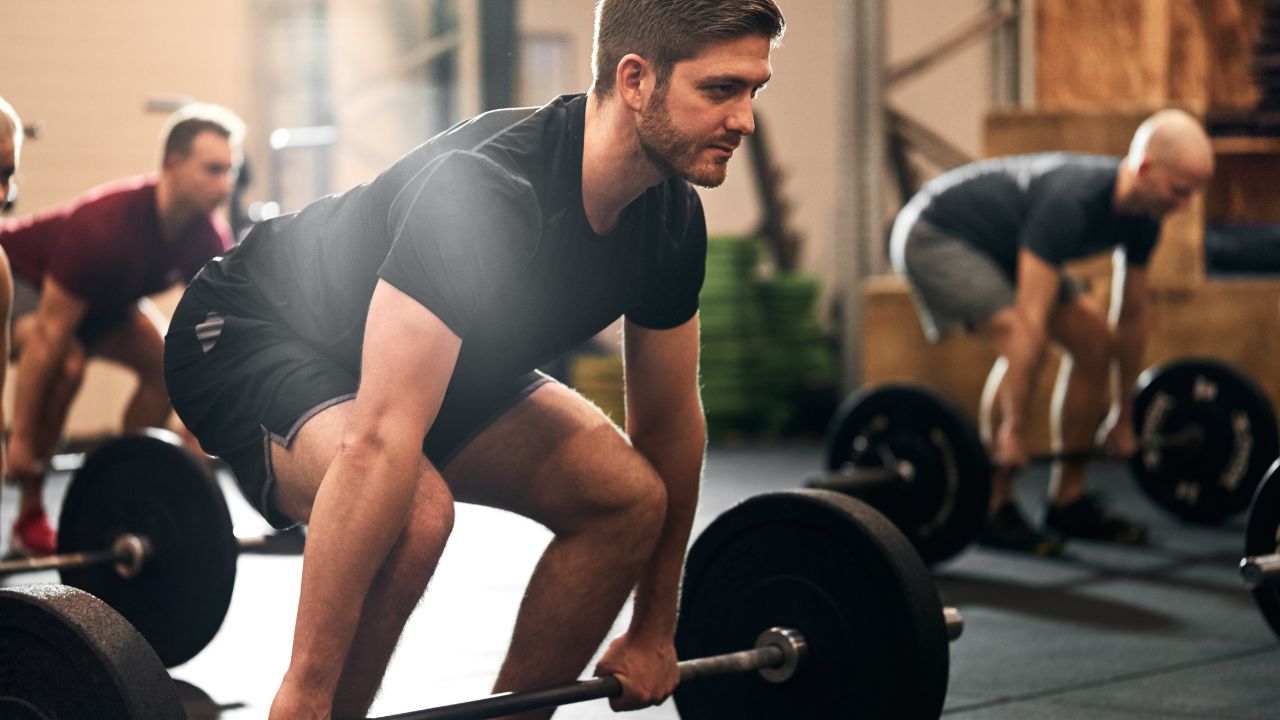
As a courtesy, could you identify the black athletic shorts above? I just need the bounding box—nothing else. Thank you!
[11,275,136,358]
[164,288,551,529]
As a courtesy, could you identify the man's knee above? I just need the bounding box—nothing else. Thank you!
[1063,327,1115,378]
[58,345,87,394]
[393,489,455,581]
[550,432,668,541]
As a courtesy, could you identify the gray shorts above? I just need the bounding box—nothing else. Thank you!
[888,207,1081,343]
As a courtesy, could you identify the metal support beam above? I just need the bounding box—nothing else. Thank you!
[835,0,886,393]
[990,0,1022,106]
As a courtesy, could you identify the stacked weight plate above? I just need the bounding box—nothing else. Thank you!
[700,236,768,437]
[757,272,836,434]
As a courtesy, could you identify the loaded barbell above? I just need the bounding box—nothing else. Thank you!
[0,489,964,720]
[1240,459,1280,640]
[808,358,1279,564]
[0,432,303,667]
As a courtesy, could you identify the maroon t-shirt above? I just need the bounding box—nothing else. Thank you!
[0,174,231,313]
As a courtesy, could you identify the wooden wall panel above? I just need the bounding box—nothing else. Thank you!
[1036,0,1261,112]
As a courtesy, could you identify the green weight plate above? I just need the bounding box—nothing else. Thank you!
[821,384,991,564]
[1245,461,1280,640]
[674,490,949,720]
[1131,359,1279,523]
[0,583,184,720]
[58,434,238,667]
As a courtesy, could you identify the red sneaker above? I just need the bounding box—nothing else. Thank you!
[11,508,57,557]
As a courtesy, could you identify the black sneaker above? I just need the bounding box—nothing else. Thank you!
[1044,493,1149,545]
[978,502,1065,557]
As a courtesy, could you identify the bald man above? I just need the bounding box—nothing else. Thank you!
[890,109,1215,555]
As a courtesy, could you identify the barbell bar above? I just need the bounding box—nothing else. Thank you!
[372,627,807,720]
[813,424,1205,495]
[1242,459,1280,640]
[0,529,283,578]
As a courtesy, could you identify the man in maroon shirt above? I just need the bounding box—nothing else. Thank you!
[1,103,240,556]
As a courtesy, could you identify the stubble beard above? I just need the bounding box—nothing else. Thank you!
[636,85,731,189]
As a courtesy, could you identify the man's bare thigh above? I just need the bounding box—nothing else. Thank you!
[444,381,656,533]
[270,381,653,529]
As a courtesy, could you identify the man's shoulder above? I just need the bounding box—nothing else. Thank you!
[64,174,157,229]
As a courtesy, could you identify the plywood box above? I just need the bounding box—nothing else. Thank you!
[861,274,1280,455]
[1036,0,1262,112]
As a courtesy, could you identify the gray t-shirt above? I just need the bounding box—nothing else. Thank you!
[916,153,1160,279]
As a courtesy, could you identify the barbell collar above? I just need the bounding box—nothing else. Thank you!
[109,533,150,579]
[371,628,801,720]
[1240,552,1280,589]
[944,606,964,642]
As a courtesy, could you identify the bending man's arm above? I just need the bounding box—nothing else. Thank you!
[9,277,86,475]
[1102,257,1148,454]
[987,249,1063,469]
[619,313,705,642]
[283,280,461,704]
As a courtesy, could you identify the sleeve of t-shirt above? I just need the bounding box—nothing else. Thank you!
[625,184,707,330]
[1018,183,1089,268]
[46,209,127,306]
[377,150,541,339]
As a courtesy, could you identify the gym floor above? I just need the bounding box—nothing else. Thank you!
[3,445,1277,719]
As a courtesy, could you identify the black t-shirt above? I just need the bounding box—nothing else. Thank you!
[189,93,706,382]
[916,153,1160,279]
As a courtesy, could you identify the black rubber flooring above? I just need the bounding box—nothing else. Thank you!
[3,445,1277,718]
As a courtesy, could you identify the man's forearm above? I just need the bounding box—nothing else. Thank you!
[626,414,706,641]
[1112,317,1147,422]
[999,318,1050,436]
[10,327,70,452]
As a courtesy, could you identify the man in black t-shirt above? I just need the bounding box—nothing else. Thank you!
[164,1,784,717]
[890,109,1214,556]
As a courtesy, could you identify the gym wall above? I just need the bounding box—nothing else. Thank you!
[0,0,1000,440]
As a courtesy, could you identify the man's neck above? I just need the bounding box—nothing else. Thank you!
[581,92,667,235]
[1112,160,1138,215]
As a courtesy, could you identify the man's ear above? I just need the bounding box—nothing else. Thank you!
[1133,157,1153,180]
[615,53,651,113]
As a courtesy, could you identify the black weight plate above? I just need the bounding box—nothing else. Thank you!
[674,490,949,720]
[0,583,184,720]
[822,384,991,564]
[58,434,237,667]
[1245,461,1280,640]
[1131,359,1279,524]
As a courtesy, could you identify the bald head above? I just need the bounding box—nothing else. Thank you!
[1118,109,1214,217]
[1128,109,1213,178]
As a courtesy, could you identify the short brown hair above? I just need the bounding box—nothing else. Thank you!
[160,102,245,164]
[591,0,785,100]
